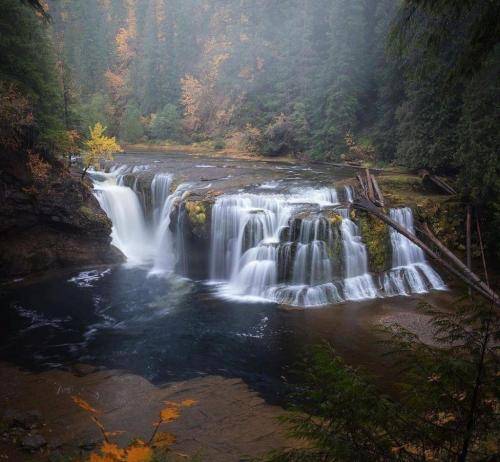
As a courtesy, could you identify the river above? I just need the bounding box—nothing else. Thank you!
[0,150,449,403]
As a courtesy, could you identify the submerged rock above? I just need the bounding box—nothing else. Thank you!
[21,433,46,451]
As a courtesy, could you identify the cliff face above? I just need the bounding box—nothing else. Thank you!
[0,153,123,280]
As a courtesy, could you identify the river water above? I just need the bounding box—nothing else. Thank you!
[0,151,448,402]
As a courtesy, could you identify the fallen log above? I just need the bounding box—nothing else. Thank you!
[352,196,499,306]
[356,174,367,196]
[419,169,456,195]
[366,168,375,202]
[370,174,385,207]
[421,223,498,304]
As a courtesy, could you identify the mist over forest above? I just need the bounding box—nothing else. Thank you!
[34,0,497,256]
[0,1,499,461]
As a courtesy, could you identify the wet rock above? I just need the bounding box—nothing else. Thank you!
[21,433,46,450]
[3,409,42,429]
[48,437,63,449]
[48,450,64,462]
[0,154,124,281]
[71,363,98,377]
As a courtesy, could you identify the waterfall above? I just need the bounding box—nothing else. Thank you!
[93,167,186,272]
[151,173,173,226]
[93,169,153,264]
[210,189,345,306]
[340,215,378,300]
[150,184,191,275]
[94,163,447,307]
[383,207,446,295]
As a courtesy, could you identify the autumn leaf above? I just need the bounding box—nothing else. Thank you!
[180,399,196,407]
[89,453,116,462]
[100,441,126,460]
[72,396,98,414]
[125,444,153,462]
[160,406,180,422]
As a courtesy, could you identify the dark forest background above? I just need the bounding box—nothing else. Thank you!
[1,0,499,258]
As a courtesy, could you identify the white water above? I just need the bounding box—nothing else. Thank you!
[94,165,446,307]
[93,167,186,272]
[340,215,379,301]
[93,170,153,264]
[383,207,446,296]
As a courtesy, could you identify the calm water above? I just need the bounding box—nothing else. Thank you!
[0,265,396,403]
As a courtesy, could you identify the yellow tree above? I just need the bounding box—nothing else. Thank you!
[82,122,122,177]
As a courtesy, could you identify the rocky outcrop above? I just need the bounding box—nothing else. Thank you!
[356,209,392,273]
[0,153,123,280]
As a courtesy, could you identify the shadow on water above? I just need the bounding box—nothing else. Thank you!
[0,265,408,404]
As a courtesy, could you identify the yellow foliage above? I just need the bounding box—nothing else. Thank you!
[125,443,153,462]
[101,442,126,459]
[160,406,180,423]
[72,397,196,462]
[83,123,122,169]
[181,399,196,407]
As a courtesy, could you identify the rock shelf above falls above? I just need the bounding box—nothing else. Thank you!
[91,154,446,307]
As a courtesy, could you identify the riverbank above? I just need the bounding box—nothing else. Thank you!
[0,363,292,462]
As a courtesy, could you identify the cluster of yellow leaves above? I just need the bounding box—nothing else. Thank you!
[71,395,196,462]
[83,123,122,169]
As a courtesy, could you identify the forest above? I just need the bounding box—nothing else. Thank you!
[0,0,499,461]
[2,0,499,257]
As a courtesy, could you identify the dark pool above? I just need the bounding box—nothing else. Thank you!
[0,265,411,403]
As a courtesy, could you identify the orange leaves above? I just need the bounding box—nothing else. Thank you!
[72,396,99,414]
[160,406,180,423]
[115,28,135,63]
[105,70,126,96]
[71,396,196,462]
[27,151,51,181]
[156,398,196,424]
[89,441,152,462]
[180,399,196,407]
[123,443,153,462]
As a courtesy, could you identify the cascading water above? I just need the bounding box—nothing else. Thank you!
[340,213,379,301]
[383,207,446,295]
[93,169,153,264]
[150,184,191,275]
[93,167,186,273]
[210,194,292,301]
[94,163,446,307]
[210,189,346,306]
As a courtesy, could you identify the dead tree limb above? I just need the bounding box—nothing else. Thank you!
[356,174,367,196]
[366,168,375,201]
[370,174,385,207]
[421,223,498,304]
[352,196,500,306]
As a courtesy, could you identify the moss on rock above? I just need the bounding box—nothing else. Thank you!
[356,210,392,273]
[185,201,207,225]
